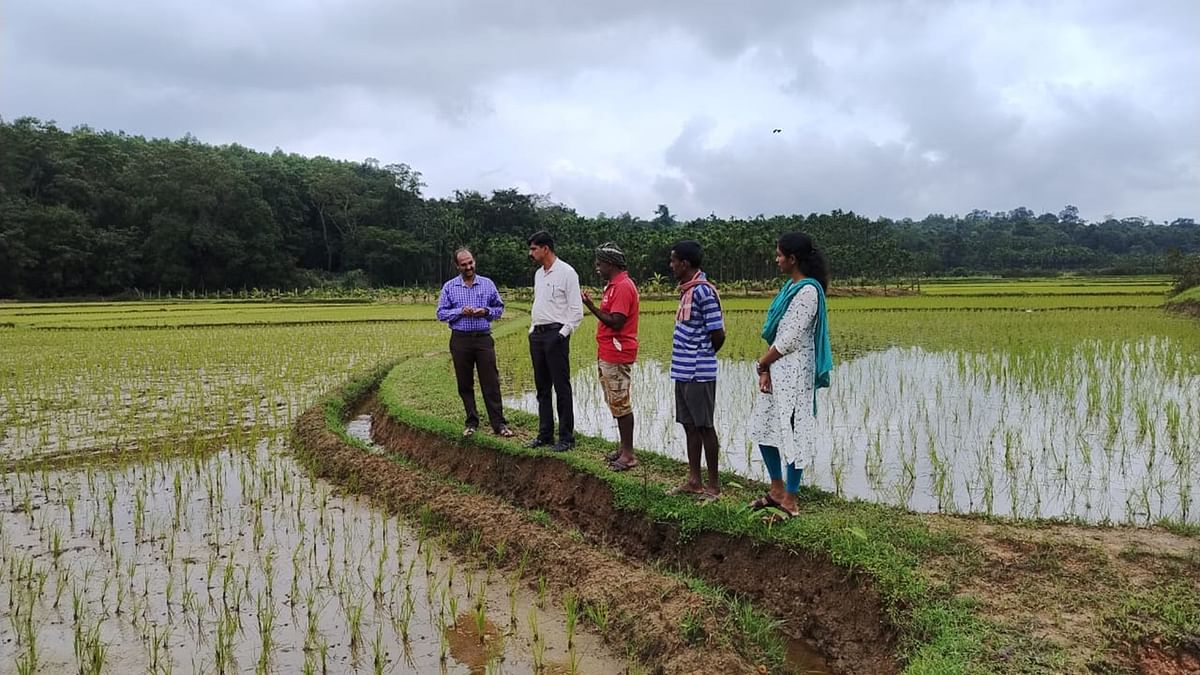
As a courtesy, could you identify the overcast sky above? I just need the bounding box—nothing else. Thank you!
[4,0,1197,222]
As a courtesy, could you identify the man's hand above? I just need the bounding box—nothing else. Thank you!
[462,306,482,317]
[581,289,594,308]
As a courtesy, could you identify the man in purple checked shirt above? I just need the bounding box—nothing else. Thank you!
[436,248,515,438]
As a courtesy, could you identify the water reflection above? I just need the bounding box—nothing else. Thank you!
[506,342,1200,525]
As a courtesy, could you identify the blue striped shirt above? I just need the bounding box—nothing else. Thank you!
[670,275,724,382]
[436,275,504,332]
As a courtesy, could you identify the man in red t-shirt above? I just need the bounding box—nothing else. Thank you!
[582,242,640,471]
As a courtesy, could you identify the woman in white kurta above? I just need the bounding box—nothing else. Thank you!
[748,232,830,520]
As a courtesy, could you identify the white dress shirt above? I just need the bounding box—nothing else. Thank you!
[530,258,584,337]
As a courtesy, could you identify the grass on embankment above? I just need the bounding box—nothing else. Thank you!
[1166,286,1200,317]
[374,313,1200,674]
[380,339,1029,673]
[302,363,789,673]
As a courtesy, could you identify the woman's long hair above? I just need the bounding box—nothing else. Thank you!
[778,232,830,291]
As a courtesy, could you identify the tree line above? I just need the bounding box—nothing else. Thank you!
[2,117,1197,298]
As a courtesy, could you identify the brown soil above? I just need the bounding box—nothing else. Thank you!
[1132,640,1200,675]
[0,428,232,472]
[826,286,919,297]
[1166,300,1200,318]
[366,402,898,675]
[924,517,1200,673]
[293,403,766,674]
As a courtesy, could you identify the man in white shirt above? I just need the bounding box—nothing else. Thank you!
[524,230,584,452]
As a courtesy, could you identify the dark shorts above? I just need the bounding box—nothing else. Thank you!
[675,380,716,428]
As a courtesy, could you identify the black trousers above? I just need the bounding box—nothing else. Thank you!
[529,329,574,443]
[450,333,506,431]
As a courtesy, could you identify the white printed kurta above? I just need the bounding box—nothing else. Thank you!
[749,284,819,468]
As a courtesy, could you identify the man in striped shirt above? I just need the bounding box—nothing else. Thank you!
[667,240,726,500]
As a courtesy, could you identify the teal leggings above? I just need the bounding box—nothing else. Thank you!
[759,445,802,494]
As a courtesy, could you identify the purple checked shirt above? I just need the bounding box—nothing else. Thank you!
[436,275,504,332]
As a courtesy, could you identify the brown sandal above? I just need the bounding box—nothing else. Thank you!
[748,493,782,511]
[608,458,639,472]
[761,508,799,524]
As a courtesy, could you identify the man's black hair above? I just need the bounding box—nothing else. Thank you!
[671,240,702,268]
[527,230,555,250]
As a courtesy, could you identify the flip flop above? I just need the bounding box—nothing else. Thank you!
[608,458,639,472]
[748,493,782,511]
[667,484,706,497]
[496,427,515,438]
[696,491,719,503]
[604,451,621,462]
[462,427,477,438]
[761,508,799,524]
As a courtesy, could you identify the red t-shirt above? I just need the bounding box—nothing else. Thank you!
[597,271,639,364]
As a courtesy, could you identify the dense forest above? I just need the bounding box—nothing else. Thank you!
[2,117,1198,298]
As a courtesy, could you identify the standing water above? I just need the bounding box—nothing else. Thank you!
[0,438,627,673]
[507,339,1200,525]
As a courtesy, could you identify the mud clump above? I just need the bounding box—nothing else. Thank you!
[1132,640,1200,675]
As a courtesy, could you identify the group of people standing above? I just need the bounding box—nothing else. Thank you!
[436,230,831,520]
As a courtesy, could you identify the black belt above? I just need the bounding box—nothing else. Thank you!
[452,330,491,337]
[532,323,563,333]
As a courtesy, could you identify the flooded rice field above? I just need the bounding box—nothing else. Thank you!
[508,338,1200,525]
[0,439,625,673]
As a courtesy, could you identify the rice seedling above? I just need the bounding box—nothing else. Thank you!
[585,600,610,632]
[532,633,546,672]
[371,625,386,675]
[473,598,488,643]
[564,592,579,647]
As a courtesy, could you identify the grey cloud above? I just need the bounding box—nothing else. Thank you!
[661,91,1198,221]
[662,124,926,218]
[10,1,840,100]
[4,0,1196,221]
[655,1,1199,221]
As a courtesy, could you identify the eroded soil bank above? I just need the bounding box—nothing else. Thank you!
[294,403,776,674]
[363,401,898,675]
[1167,299,1200,318]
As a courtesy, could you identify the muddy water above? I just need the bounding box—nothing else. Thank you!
[0,440,626,673]
[506,341,1200,524]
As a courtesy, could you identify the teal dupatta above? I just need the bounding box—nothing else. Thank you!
[761,277,833,412]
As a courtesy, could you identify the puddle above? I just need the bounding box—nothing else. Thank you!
[506,340,1200,524]
[0,440,626,673]
[787,637,835,674]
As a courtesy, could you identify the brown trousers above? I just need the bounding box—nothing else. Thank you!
[450,332,506,431]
